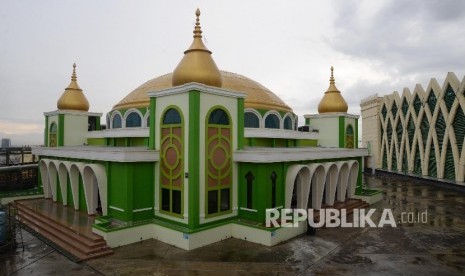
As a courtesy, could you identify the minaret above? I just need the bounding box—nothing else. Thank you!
[317,66,348,113]
[44,63,101,147]
[57,63,90,111]
[305,66,358,148]
[172,8,223,87]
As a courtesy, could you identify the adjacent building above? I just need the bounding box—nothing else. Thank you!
[361,72,465,183]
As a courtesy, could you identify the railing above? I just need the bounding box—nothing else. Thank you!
[0,164,38,191]
[0,147,37,166]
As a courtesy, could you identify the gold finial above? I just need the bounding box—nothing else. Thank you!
[194,8,202,38]
[171,8,223,87]
[57,63,90,111]
[330,66,335,84]
[71,63,77,82]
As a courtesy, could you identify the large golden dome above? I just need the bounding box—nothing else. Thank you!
[113,71,292,112]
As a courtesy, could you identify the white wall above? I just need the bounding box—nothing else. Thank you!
[310,117,339,147]
[64,115,88,146]
[360,97,382,169]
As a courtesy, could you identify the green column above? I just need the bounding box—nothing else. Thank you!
[58,114,65,146]
[149,98,156,150]
[44,116,49,146]
[237,98,244,150]
[338,116,345,148]
[355,118,359,148]
[95,116,101,131]
[188,91,200,228]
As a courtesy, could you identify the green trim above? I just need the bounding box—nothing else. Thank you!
[44,116,49,146]
[257,109,268,116]
[204,106,233,218]
[95,116,101,131]
[149,98,156,150]
[87,138,106,146]
[355,118,358,148]
[237,98,244,150]
[305,118,310,125]
[188,91,200,228]
[338,116,345,148]
[58,114,65,146]
[159,105,185,219]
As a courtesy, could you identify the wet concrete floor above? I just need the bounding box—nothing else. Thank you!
[1,173,465,275]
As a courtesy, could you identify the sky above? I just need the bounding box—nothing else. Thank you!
[1,0,464,146]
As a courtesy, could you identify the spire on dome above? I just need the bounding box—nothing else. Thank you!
[57,63,89,111]
[172,8,223,87]
[193,8,202,38]
[65,62,81,90]
[330,66,335,84]
[317,66,348,114]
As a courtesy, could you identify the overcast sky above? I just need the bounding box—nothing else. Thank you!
[1,0,464,145]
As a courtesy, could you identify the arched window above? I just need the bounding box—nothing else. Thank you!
[208,109,229,125]
[49,123,57,147]
[265,113,280,129]
[126,112,142,128]
[345,125,354,148]
[160,107,183,216]
[163,108,182,124]
[206,107,232,216]
[244,112,259,128]
[284,116,293,130]
[112,114,122,129]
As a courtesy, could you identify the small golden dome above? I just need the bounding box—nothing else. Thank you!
[57,63,89,111]
[172,8,223,87]
[113,71,292,112]
[318,66,348,113]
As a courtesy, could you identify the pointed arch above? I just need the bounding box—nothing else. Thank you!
[323,163,338,206]
[83,164,108,215]
[285,165,311,209]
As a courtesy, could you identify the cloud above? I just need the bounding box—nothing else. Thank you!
[0,120,42,135]
[328,0,465,76]
[0,119,43,145]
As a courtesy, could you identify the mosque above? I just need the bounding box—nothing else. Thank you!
[32,9,376,251]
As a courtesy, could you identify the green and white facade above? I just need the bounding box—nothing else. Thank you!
[33,10,372,250]
[33,79,372,250]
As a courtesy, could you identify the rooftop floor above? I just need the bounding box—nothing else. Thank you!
[2,173,465,275]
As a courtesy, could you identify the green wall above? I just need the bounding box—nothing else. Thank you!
[108,162,132,221]
[238,163,285,222]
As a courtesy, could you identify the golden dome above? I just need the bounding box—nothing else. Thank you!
[57,63,90,111]
[113,71,292,112]
[172,9,222,88]
[318,66,348,113]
